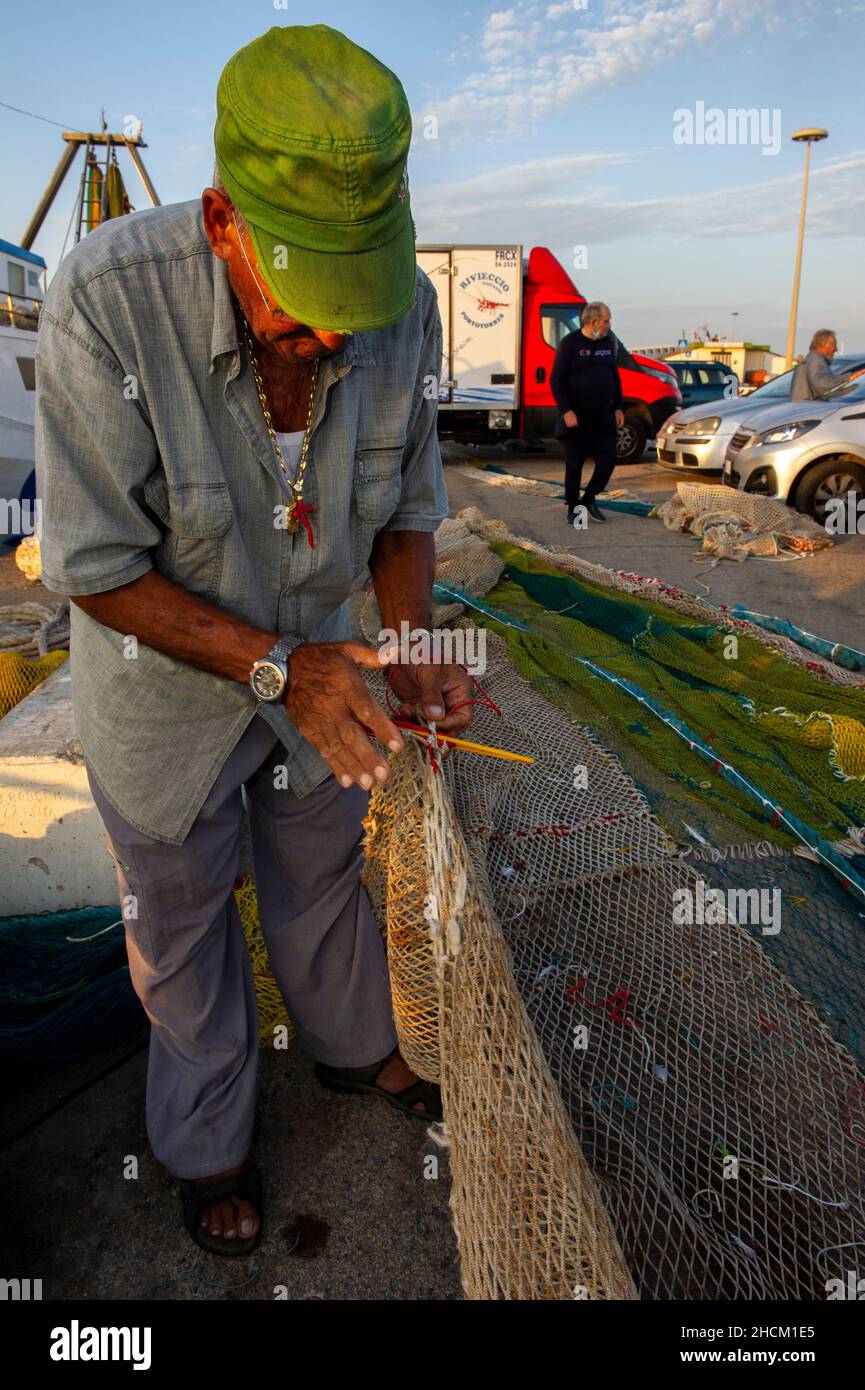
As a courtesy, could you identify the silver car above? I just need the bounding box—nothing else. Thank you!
[721,372,865,521]
[655,355,865,472]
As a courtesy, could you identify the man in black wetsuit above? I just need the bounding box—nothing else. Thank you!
[550,301,624,524]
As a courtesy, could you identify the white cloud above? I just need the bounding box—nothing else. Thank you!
[411,148,865,246]
[421,0,791,141]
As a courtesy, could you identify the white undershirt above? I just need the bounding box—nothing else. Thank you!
[273,430,305,493]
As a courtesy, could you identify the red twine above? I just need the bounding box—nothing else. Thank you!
[383,661,502,773]
[565,976,635,1026]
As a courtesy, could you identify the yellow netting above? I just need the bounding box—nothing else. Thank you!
[233,874,294,1047]
[0,650,69,718]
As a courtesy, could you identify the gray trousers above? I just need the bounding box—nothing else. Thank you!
[86,714,397,1179]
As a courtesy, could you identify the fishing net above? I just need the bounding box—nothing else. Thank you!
[0,649,69,718]
[0,599,71,715]
[361,738,637,1300]
[451,507,865,685]
[0,906,141,1062]
[5,512,864,1298]
[657,482,834,558]
[13,535,43,581]
[357,511,865,1299]
[233,874,295,1048]
[361,625,865,1300]
[0,877,293,1063]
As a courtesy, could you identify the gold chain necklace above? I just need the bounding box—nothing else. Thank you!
[241,316,320,538]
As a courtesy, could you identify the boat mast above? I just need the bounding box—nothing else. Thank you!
[19,125,160,251]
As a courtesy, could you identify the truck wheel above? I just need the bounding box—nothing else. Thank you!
[795,456,865,523]
[617,412,647,463]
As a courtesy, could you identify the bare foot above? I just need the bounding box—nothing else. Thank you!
[373,1050,431,1113]
[193,1157,260,1241]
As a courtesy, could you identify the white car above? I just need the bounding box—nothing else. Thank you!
[722,372,865,522]
[655,355,865,473]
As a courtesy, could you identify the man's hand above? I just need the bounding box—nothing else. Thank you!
[285,641,406,790]
[563,410,578,429]
[614,409,625,429]
[386,658,475,755]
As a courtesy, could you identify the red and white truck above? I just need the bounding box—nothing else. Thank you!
[416,243,681,462]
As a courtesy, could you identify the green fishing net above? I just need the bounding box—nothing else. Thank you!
[480,541,865,851]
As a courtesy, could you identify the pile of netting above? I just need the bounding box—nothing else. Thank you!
[0,906,141,1061]
[0,876,288,1062]
[359,510,865,1299]
[0,600,70,716]
[657,481,833,559]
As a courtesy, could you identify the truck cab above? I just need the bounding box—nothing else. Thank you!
[418,242,681,463]
[521,248,681,462]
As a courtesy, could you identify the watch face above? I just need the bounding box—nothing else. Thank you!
[251,661,284,701]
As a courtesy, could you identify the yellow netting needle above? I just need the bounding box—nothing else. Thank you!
[394,718,534,764]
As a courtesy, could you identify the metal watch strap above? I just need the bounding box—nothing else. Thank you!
[249,634,303,703]
[267,637,297,665]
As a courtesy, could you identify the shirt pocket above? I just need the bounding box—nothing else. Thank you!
[143,476,233,601]
[353,442,404,518]
[351,442,405,572]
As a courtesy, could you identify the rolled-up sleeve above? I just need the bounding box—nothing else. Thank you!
[380,284,449,533]
[35,303,160,596]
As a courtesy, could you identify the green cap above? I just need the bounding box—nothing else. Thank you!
[214,24,416,332]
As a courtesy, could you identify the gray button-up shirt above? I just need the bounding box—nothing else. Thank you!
[35,199,447,845]
[790,349,853,400]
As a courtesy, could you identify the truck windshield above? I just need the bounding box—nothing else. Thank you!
[541,304,583,349]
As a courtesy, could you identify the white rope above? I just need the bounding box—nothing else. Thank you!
[0,600,70,658]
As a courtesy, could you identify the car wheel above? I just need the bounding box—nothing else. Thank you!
[617,412,647,463]
[795,456,865,523]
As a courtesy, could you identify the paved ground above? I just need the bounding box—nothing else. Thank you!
[0,1037,460,1301]
[441,443,865,652]
[1,443,861,1301]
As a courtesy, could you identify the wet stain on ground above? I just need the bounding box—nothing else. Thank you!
[282,1213,330,1258]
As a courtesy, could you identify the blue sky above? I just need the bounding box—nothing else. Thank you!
[2,0,863,352]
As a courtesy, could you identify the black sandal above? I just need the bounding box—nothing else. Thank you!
[314,1047,443,1122]
[179,1162,264,1257]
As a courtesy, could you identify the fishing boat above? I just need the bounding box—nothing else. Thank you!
[1,121,159,547]
[0,239,44,545]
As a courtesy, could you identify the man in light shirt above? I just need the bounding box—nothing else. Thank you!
[791,329,864,400]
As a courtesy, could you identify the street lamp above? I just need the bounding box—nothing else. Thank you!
[730,310,738,341]
[784,127,828,368]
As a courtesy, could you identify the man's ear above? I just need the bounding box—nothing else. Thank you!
[202,187,234,262]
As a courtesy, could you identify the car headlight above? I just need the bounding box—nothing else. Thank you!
[753,419,820,446]
[679,416,721,436]
[643,365,676,385]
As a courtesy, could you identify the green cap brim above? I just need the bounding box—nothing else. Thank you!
[247,213,417,332]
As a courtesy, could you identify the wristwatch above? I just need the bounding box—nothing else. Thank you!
[249,635,304,703]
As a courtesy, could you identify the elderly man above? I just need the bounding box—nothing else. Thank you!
[791,329,864,400]
[550,301,624,524]
[34,24,473,1258]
